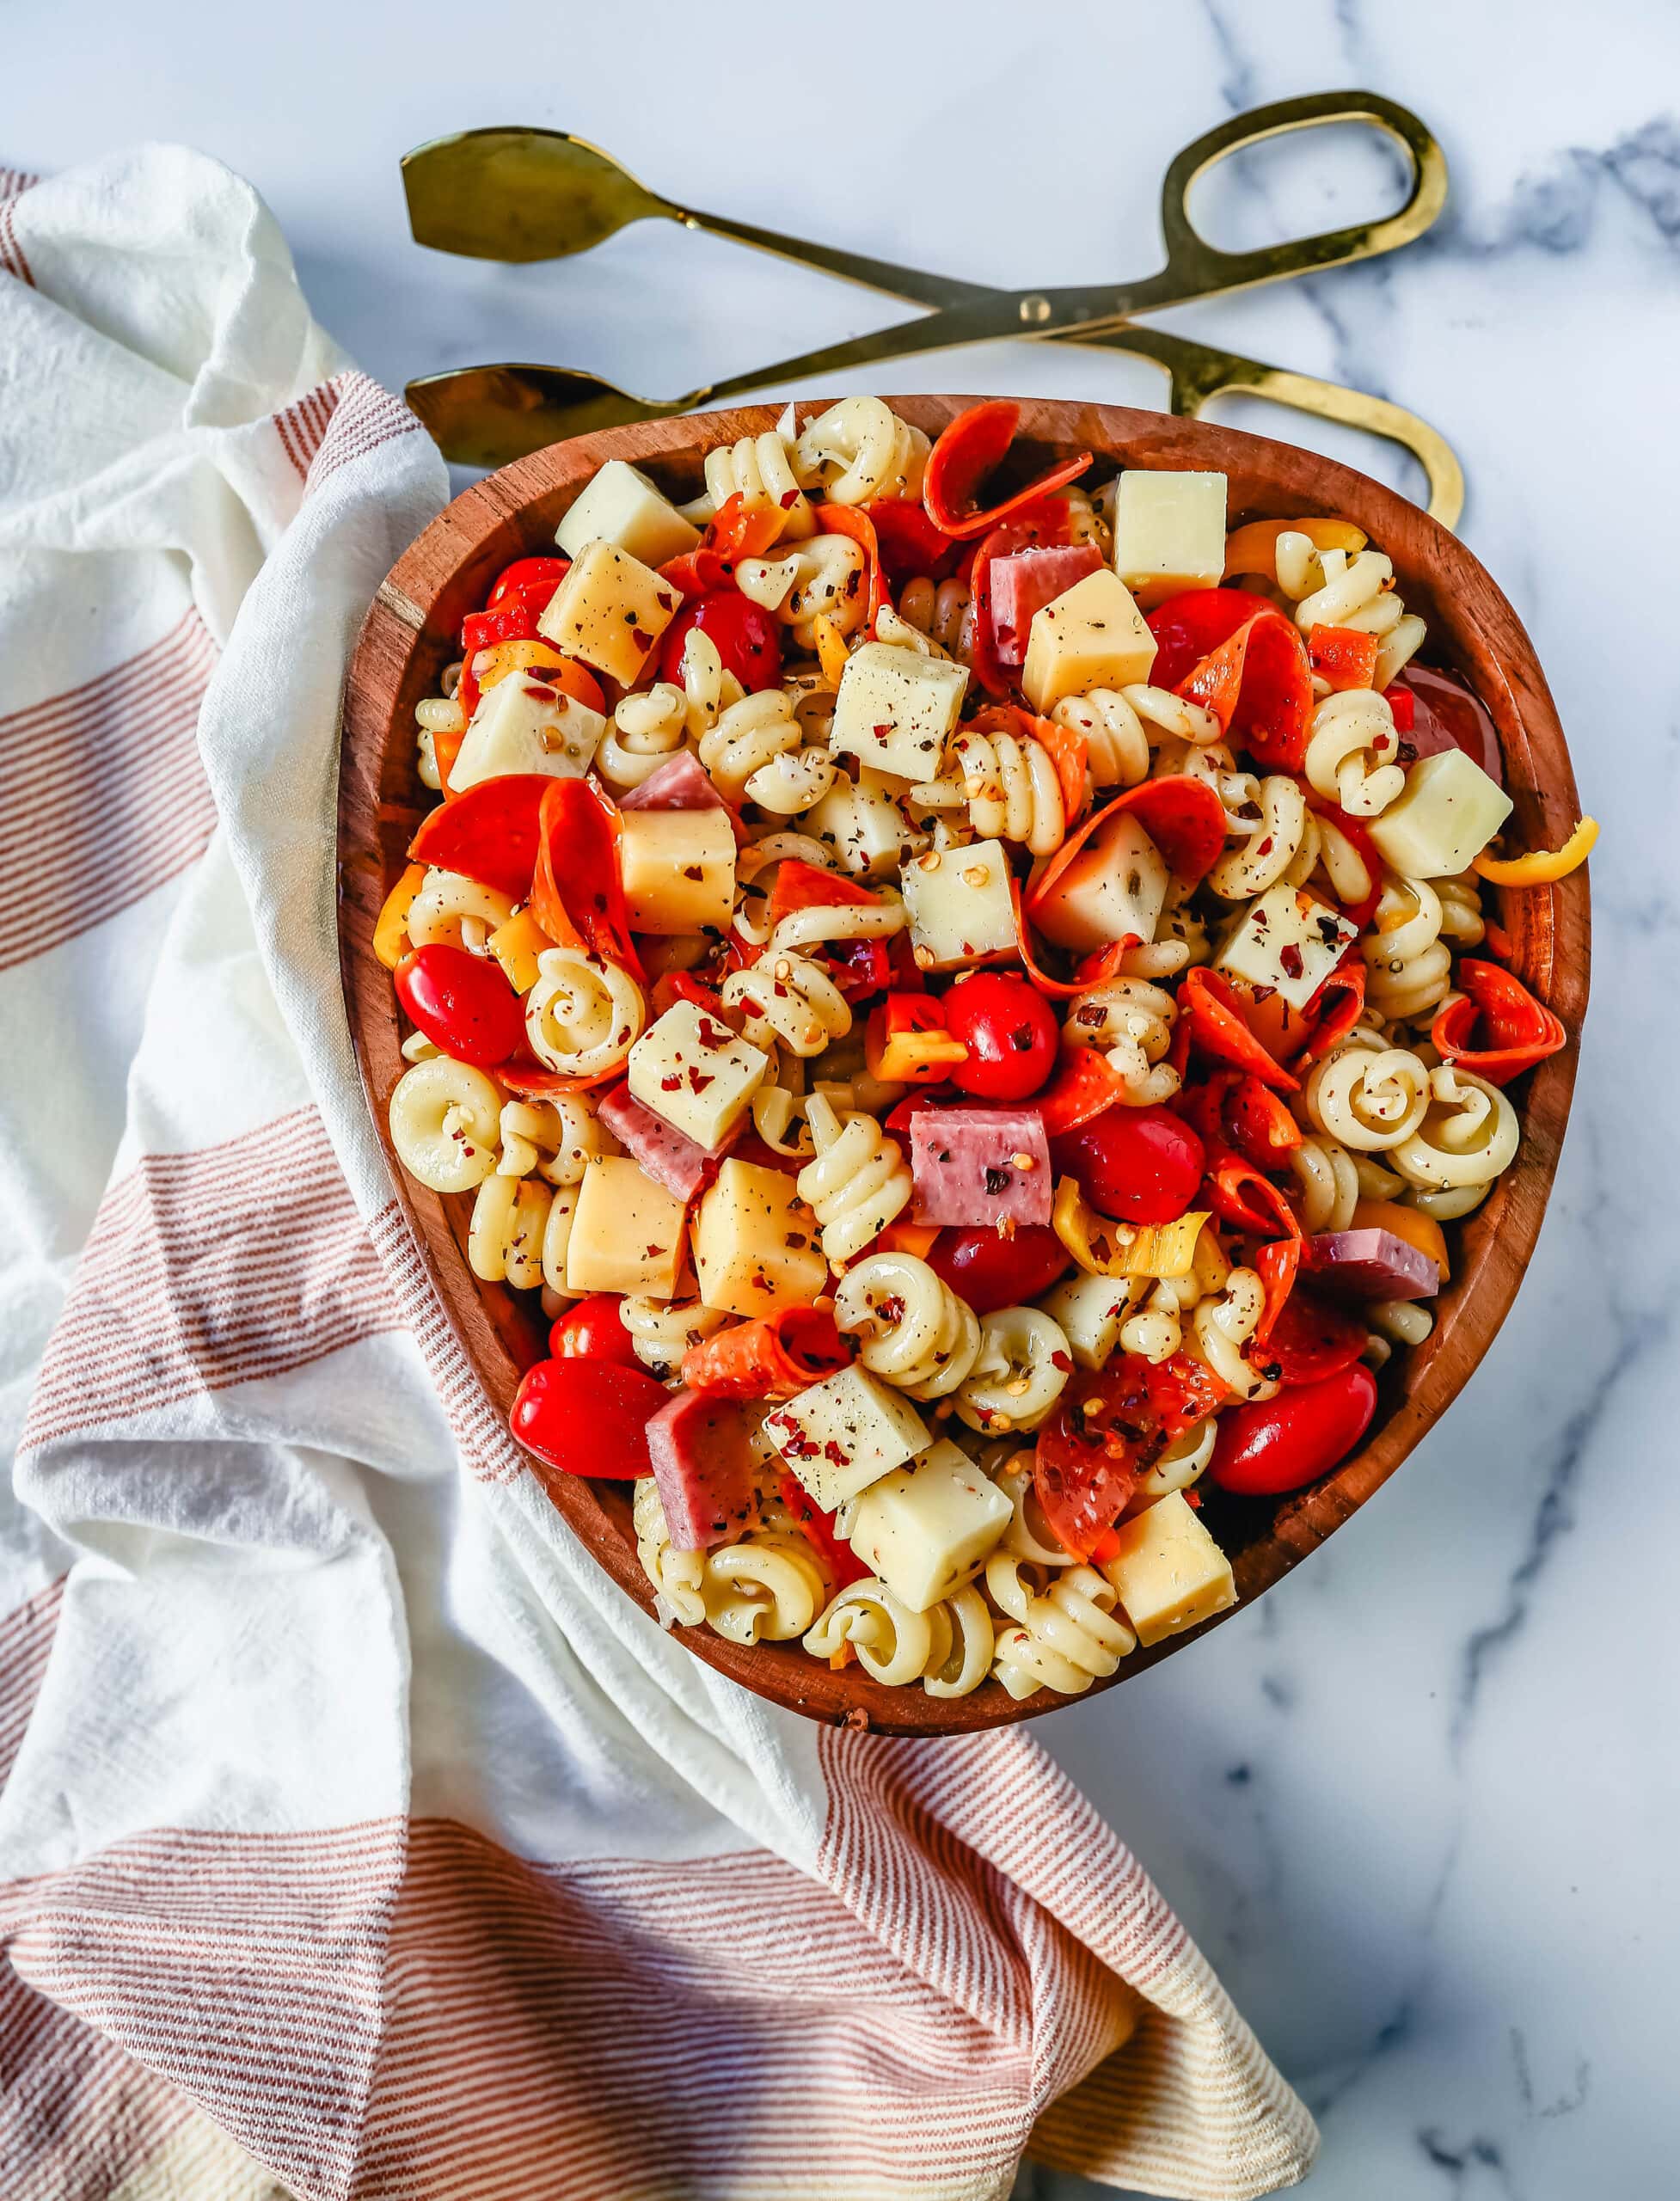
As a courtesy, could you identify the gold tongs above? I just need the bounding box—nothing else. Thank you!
[402,90,1463,526]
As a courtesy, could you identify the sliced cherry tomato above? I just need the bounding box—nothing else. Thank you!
[408,773,550,902]
[659,590,783,693]
[394,944,524,1066]
[510,1358,671,1481]
[1209,1363,1377,1496]
[926,1223,1070,1317]
[549,1294,641,1370]
[1431,959,1567,1086]
[777,1473,873,1589]
[1264,1286,1370,1386]
[922,400,1093,540]
[867,497,960,589]
[487,555,570,610]
[941,972,1058,1101]
[1049,1103,1205,1225]
[1034,1356,1228,1559]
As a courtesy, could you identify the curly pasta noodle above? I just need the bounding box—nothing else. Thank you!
[635,1481,829,1644]
[1288,1131,1362,1233]
[805,771,916,880]
[1362,1297,1435,1370]
[685,428,815,543]
[388,1057,502,1194]
[723,950,852,1058]
[954,1307,1072,1435]
[406,868,516,953]
[1191,1265,1278,1401]
[633,1477,705,1626]
[1275,533,1426,687]
[832,1251,982,1400]
[768,886,905,961]
[741,536,870,647]
[1305,1034,1432,1151]
[1364,875,1456,1023]
[895,576,973,662]
[1055,684,1222,793]
[468,1174,551,1289]
[1436,870,1486,947]
[524,948,645,1082]
[794,396,929,506]
[676,628,745,740]
[1052,482,1112,556]
[797,1094,913,1265]
[540,1184,580,1300]
[1130,1417,1218,1508]
[1120,1228,1229,1364]
[1205,773,1315,900]
[598,684,689,790]
[804,1579,994,1698]
[1391,1064,1519,1199]
[944,728,1065,855]
[1304,687,1407,818]
[496,1094,611,1184]
[990,1456,1070,1562]
[986,1553,1136,1700]
[1064,977,1179,1104]
[621,1295,729,1379]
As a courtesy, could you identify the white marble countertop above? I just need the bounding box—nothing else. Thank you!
[9,3,1676,2193]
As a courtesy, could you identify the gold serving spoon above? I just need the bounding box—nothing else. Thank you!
[402,92,1462,525]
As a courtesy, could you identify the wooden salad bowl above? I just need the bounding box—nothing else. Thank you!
[338,396,1590,1735]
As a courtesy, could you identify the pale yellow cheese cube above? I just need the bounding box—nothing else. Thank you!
[536,541,679,686]
[690,1160,827,1319]
[628,1000,768,1152]
[1112,469,1227,608]
[1099,1490,1236,1646]
[451,673,606,792]
[565,1156,687,1299]
[1031,812,1168,953]
[831,642,969,780]
[763,1364,932,1510]
[555,459,700,569]
[1022,567,1157,715]
[845,1440,1012,1611]
[1367,749,1514,879]
[1215,883,1358,1011]
[900,838,1018,972]
[618,808,737,935]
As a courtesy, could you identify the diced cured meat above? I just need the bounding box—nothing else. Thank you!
[1304,1229,1440,1302]
[646,1389,760,1550]
[618,750,727,813]
[598,1081,733,1197]
[986,543,1103,668]
[909,1106,1052,1229]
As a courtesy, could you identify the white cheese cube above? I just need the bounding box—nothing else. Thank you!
[628,1000,768,1152]
[1367,748,1514,879]
[1112,469,1227,608]
[844,1439,1013,1612]
[1031,812,1168,954]
[1098,1490,1235,1646]
[900,838,1019,972]
[618,808,737,935]
[1021,568,1157,715]
[450,672,607,792]
[1037,1271,1137,1370]
[565,1156,687,1299]
[831,642,969,781]
[805,768,912,877]
[555,459,701,570]
[690,1160,827,1318]
[1214,883,1358,1012]
[763,1364,932,1511]
[536,541,679,687]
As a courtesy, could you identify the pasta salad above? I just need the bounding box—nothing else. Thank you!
[377,396,1592,1704]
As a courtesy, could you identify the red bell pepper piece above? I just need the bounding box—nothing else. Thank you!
[1035,1045,1127,1137]
[650,971,731,1021]
[1208,1156,1303,1240]
[777,1473,873,1589]
[529,778,641,977]
[966,495,1080,696]
[1253,1237,1303,1349]
[922,401,1093,541]
[1224,1075,1303,1165]
[812,503,890,632]
[704,491,785,561]
[1178,968,1300,1093]
[1296,956,1367,1066]
[1300,789,1383,928]
[487,555,569,610]
[659,546,738,600]
[868,497,960,589]
[1431,959,1567,1086]
[1383,681,1416,733]
[1308,624,1380,692]
[824,935,893,1002]
[682,1309,850,1400]
[408,773,551,902]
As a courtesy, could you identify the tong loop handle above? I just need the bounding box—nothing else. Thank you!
[1156,90,1449,307]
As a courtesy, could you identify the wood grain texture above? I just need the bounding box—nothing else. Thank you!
[339,396,1590,1736]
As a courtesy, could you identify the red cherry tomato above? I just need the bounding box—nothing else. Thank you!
[510,1358,671,1481]
[549,1294,641,1370]
[1266,1288,1370,1387]
[1208,1363,1377,1496]
[486,555,570,612]
[927,1223,1070,1316]
[941,972,1059,1101]
[395,944,524,1067]
[1050,1106,1205,1225]
[659,592,783,693]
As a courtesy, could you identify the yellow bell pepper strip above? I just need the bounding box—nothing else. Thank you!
[373,862,428,971]
[473,637,569,694]
[1473,816,1598,886]
[1222,515,1367,582]
[487,908,556,996]
[1351,1199,1450,1282]
[812,613,851,688]
[865,995,969,1085]
[1052,1174,1210,1280]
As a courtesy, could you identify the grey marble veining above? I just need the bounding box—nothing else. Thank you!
[6,3,1675,2193]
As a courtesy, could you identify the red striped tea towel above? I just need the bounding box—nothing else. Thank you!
[0,150,1318,2201]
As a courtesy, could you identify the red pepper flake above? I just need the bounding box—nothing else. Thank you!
[687,1068,715,1093]
[780,489,800,510]
[696,1017,733,1048]
[874,723,892,738]
[1279,944,1305,980]
[823,1439,849,1467]
[659,1074,681,1093]
[1050,1351,1073,1373]
[656,591,674,610]
[630,628,653,654]
[683,864,704,881]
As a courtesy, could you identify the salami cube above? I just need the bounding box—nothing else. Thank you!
[646,1389,760,1552]
[988,544,1103,669]
[1304,1229,1440,1303]
[910,1106,1052,1229]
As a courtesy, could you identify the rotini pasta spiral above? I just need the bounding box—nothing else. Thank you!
[1362,1297,1435,1369]
[1305,1034,1432,1151]
[633,1476,706,1626]
[387,1057,502,1194]
[895,576,973,662]
[945,727,1065,855]
[635,1479,830,1644]
[804,1578,994,1698]
[685,428,815,543]
[741,535,870,647]
[1190,1266,1278,1401]
[1390,1064,1519,1198]
[598,684,689,791]
[540,1183,579,1299]
[405,867,516,953]
[1364,874,1454,1023]
[1205,773,1314,900]
[495,1094,610,1184]
[468,1173,551,1289]
[722,950,852,1059]
[954,1306,1073,1435]
[1304,687,1407,817]
[1053,683,1222,793]
[986,1553,1136,1700]
[990,1456,1070,1562]
[524,948,646,1082]
[832,1251,983,1400]
[621,1295,730,1379]
[768,885,905,961]
[676,628,744,740]
[1119,1226,1230,1364]
[796,1093,913,1265]
[1129,1417,1218,1508]
[793,396,929,506]
[1275,534,1425,689]
[1063,977,1179,1105]
[1288,1130,1361,1233]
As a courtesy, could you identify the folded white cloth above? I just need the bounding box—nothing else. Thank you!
[0,146,1317,2201]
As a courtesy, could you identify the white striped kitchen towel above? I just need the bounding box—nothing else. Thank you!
[0,147,1318,2201]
